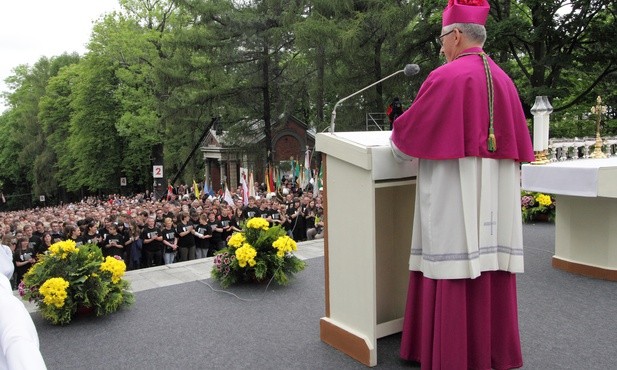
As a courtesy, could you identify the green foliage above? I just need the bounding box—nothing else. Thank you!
[521,191,556,223]
[211,220,306,288]
[20,242,134,325]
[0,0,615,205]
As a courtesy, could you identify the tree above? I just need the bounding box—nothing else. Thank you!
[62,55,123,193]
[490,0,616,112]
[0,54,80,204]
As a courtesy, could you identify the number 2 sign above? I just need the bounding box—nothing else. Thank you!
[153,165,164,178]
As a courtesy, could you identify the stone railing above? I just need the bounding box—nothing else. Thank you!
[548,137,617,161]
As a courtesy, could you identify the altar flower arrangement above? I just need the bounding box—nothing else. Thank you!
[19,240,134,325]
[211,217,306,288]
[521,191,556,222]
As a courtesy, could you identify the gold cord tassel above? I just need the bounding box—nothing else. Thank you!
[487,126,496,152]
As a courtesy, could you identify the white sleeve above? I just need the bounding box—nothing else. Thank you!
[0,276,47,370]
[389,138,416,163]
[0,245,14,280]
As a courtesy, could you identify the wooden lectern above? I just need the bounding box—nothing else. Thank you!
[315,131,418,366]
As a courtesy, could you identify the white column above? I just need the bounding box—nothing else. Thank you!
[530,96,548,152]
[541,96,553,153]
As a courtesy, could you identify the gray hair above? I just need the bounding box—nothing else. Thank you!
[443,23,487,46]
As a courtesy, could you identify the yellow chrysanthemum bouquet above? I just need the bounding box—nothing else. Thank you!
[211,217,306,288]
[19,240,134,325]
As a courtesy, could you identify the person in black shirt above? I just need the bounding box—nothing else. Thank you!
[176,211,196,262]
[13,238,35,286]
[288,198,305,241]
[279,205,292,235]
[32,221,45,241]
[257,199,272,223]
[50,221,64,243]
[160,217,178,265]
[81,221,102,246]
[387,96,404,130]
[127,219,143,270]
[23,225,41,256]
[140,217,163,267]
[243,196,260,219]
[98,217,113,248]
[36,233,53,255]
[269,199,284,228]
[64,225,83,246]
[206,212,225,255]
[154,208,165,228]
[103,223,125,259]
[194,214,212,259]
[232,207,245,229]
[304,199,318,240]
[219,207,234,242]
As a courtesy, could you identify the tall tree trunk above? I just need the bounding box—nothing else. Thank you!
[374,37,385,112]
[316,44,325,126]
[262,43,273,168]
[530,5,547,92]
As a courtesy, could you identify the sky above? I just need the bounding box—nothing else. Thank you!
[0,0,122,113]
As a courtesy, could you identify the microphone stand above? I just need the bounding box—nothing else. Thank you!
[330,68,407,133]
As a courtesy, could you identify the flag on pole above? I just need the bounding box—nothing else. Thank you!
[268,165,275,193]
[203,181,210,197]
[193,180,201,200]
[265,168,272,193]
[240,167,249,205]
[304,148,311,170]
[275,166,281,192]
[314,163,323,198]
[248,171,255,198]
[304,149,312,190]
[224,183,234,205]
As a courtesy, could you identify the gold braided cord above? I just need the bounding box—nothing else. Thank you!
[455,52,496,152]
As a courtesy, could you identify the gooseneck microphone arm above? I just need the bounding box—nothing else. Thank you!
[329,64,420,133]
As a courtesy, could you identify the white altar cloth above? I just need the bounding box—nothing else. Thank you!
[521,157,617,280]
[522,157,617,198]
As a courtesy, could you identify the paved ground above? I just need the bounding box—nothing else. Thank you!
[17,239,325,313]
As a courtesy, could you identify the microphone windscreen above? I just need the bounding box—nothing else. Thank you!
[403,64,420,76]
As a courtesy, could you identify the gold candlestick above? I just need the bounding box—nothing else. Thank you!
[590,96,607,159]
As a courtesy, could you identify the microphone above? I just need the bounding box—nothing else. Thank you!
[330,64,420,132]
[403,63,420,77]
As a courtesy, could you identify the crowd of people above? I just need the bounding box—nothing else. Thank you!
[0,178,324,290]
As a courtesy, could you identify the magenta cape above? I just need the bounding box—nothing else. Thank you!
[391,47,534,162]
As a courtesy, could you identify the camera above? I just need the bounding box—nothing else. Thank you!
[22,253,32,260]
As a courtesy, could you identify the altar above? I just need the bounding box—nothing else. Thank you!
[521,158,617,280]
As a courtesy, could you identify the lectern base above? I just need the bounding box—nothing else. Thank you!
[320,317,375,367]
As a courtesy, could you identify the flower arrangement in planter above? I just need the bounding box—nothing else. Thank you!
[211,217,306,288]
[521,191,556,223]
[19,240,134,325]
